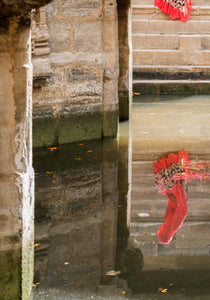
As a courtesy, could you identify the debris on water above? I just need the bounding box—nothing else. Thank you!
[48,146,63,151]
[122,290,126,294]
[87,150,92,153]
[138,212,150,217]
[64,262,69,265]
[106,270,121,276]
[158,287,167,293]
[34,243,40,247]
[169,283,175,286]
[45,171,53,174]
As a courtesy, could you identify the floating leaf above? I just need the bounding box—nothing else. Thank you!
[158,288,167,293]
[35,282,40,285]
[48,146,63,152]
[34,243,40,247]
[87,150,92,153]
[79,143,84,146]
[122,291,126,294]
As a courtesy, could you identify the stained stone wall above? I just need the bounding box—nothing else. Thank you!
[32,0,127,147]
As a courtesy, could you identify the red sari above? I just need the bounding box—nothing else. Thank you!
[154,151,189,244]
[155,0,192,22]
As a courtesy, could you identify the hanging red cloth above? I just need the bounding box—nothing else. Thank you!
[155,0,192,22]
[153,151,189,244]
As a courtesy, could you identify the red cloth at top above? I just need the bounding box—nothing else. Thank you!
[153,150,190,175]
[155,0,192,22]
[153,151,189,244]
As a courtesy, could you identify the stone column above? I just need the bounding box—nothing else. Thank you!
[102,0,119,137]
[117,0,131,120]
[0,15,34,300]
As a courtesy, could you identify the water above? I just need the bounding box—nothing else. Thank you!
[33,95,210,299]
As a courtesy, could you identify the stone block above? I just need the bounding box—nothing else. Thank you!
[59,0,101,17]
[133,50,210,66]
[47,19,71,53]
[46,1,58,19]
[133,34,179,50]
[201,36,210,50]
[179,35,201,50]
[133,20,210,35]
[176,222,210,248]
[132,20,149,34]
[73,21,102,53]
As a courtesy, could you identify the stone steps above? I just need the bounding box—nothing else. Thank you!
[132,5,210,21]
[133,49,210,66]
[133,66,210,80]
[131,0,210,93]
[133,34,210,50]
[132,0,210,5]
[133,79,210,95]
[130,224,210,261]
[131,199,210,222]
[132,20,210,35]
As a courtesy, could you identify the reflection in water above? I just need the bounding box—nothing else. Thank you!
[33,139,129,299]
[32,95,210,299]
[154,151,189,244]
[154,151,210,244]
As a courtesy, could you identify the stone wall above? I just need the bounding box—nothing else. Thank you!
[32,0,125,147]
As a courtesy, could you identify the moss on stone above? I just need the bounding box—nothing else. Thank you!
[0,249,21,300]
[103,110,119,138]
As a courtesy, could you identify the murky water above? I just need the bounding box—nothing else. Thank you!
[33,95,210,299]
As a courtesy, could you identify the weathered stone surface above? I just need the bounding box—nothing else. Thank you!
[73,22,102,53]
[33,0,122,144]
[47,19,71,53]
[59,0,101,17]
[176,222,210,248]
[0,17,34,300]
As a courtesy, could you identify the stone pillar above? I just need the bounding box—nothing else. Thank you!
[0,15,34,300]
[117,0,131,120]
[31,7,51,79]
[102,0,119,137]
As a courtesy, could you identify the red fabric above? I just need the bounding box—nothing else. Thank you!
[153,150,190,175]
[155,0,192,22]
[156,181,187,244]
[154,151,189,244]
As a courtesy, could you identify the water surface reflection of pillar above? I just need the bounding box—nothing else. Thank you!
[33,139,119,298]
